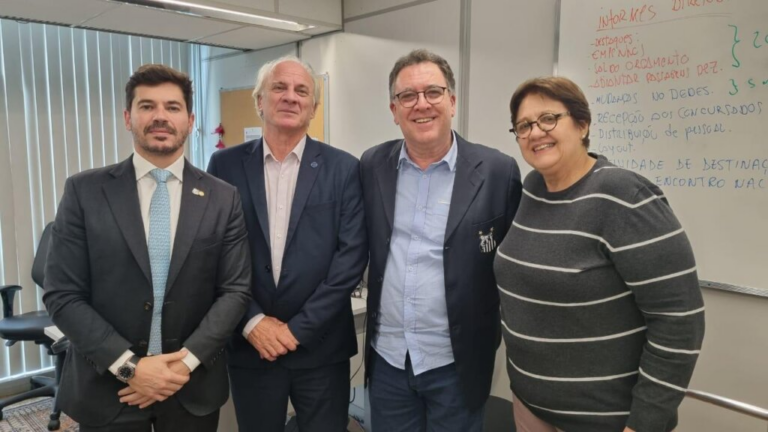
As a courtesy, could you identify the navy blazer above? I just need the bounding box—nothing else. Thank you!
[361,133,522,409]
[208,137,368,369]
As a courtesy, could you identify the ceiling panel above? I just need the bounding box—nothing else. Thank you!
[214,0,276,13]
[83,3,241,42]
[197,25,307,50]
[0,0,343,52]
[343,0,421,20]
[279,0,342,26]
[0,0,119,25]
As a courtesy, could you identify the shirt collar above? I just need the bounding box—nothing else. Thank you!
[133,151,185,183]
[263,135,307,163]
[398,131,457,171]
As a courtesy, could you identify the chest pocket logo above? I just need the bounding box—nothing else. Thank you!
[478,227,496,253]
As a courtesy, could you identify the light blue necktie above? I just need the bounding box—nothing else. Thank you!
[148,169,172,355]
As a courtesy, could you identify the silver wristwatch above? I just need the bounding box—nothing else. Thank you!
[116,355,141,383]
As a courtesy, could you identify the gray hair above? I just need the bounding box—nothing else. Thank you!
[388,49,456,99]
[252,55,320,119]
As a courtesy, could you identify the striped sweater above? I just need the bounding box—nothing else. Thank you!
[494,155,705,432]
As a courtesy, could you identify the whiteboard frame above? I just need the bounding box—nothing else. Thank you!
[701,280,768,299]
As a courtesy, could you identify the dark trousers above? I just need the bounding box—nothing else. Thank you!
[229,360,351,432]
[78,395,219,432]
[369,350,484,432]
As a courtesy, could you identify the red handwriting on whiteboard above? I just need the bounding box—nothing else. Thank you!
[672,0,725,12]
[597,5,658,31]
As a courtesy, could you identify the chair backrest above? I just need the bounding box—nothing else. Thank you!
[31,223,54,288]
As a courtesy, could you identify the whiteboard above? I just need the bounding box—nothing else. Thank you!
[558,0,768,292]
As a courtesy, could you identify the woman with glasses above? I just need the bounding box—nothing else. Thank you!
[493,76,704,432]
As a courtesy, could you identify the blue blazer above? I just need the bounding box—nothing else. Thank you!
[207,137,368,369]
[360,133,522,409]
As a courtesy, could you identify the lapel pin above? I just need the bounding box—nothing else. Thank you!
[192,188,205,197]
[311,161,318,168]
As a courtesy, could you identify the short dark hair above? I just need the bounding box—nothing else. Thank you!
[388,49,456,99]
[125,64,193,114]
[509,76,591,148]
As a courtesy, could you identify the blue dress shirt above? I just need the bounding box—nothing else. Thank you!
[373,134,457,376]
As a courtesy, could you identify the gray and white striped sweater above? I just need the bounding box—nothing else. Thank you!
[494,155,705,432]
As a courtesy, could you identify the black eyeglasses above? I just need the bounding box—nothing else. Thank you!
[394,86,448,108]
[510,112,570,139]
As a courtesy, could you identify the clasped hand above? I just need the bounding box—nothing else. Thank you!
[247,316,300,361]
[118,350,191,409]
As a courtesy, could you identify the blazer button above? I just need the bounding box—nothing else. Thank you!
[265,265,272,273]
[144,302,152,311]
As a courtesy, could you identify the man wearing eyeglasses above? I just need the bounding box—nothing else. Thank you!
[360,49,523,432]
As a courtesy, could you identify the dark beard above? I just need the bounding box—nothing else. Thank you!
[132,121,188,155]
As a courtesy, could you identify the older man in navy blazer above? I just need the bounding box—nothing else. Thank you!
[207,56,367,432]
[361,49,523,432]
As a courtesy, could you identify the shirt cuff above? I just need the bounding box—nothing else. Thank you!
[108,350,135,376]
[181,349,201,372]
[242,313,266,338]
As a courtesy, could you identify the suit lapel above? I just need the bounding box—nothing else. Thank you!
[374,141,402,232]
[103,157,152,285]
[242,139,271,249]
[284,137,321,250]
[166,160,210,294]
[445,136,484,242]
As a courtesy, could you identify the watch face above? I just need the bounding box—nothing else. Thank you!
[118,364,135,381]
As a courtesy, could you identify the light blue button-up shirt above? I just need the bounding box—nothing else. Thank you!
[373,134,457,376]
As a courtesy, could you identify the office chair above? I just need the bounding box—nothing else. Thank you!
[0,222,65,431]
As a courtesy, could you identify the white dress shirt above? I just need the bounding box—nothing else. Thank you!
[242,136,306,338]
[109,152,201,375]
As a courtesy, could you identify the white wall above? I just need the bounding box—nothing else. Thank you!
[677,290,768,432]
[467,0,557,177]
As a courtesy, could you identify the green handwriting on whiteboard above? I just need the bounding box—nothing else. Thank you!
[727,25,768,95]
[753,30,768,48]
[729,24,741,68]
[729,79,739,96]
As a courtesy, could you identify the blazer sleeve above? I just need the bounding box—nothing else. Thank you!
[206,151,265,332]
[43,178,132,375]
[286,159,368,351]
[505,157,523,229]
[182,188,252,368]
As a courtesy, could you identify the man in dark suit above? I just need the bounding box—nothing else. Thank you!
[207,56,368,432]
[43,64,251,432]
[360,49,523,432]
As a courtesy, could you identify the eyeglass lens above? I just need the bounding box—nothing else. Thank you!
[398,87,445,107]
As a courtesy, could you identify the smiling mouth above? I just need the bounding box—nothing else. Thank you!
[533,143,554,152]
[414,118,433,124]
